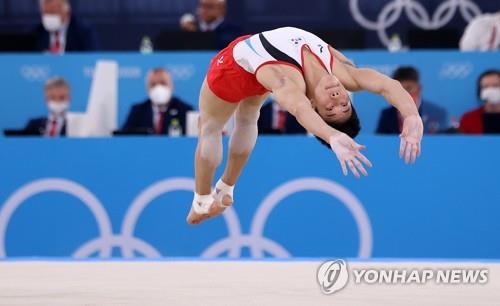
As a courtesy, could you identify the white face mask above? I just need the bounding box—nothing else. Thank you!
[149,85,172,106]
[480,87,500,105]
[47,101,69,115]
[42,14,63,32]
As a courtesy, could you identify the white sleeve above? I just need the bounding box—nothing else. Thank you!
[460,17,488,51]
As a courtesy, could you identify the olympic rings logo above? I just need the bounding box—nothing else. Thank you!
[439,62,473,79]
[349,0,482,46]
[20,65,51,82]
[166,65,196,81]
[0,177,373,259]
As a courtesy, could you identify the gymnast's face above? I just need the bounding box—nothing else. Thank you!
[313,74,352,124]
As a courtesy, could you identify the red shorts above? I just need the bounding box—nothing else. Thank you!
[207,35,268,103]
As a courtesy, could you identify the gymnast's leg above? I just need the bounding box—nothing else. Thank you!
[210,94,269,212]
[187,79,238,225]
[222,94,268,185]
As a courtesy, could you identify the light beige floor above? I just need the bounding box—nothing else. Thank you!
[0,261,498,306]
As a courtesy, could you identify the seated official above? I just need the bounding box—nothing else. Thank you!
[35,0,98,53]
[376,66,448,134]
[24,77,70,137]
[179,0,242,49]
[122,68,193,136]
[258,101,306,135]
[460,70,500,134]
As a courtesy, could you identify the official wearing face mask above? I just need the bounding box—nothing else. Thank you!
[460,70,500,134]
[35,0,98,53]
[122,68,194,136]
[23,77,70,137]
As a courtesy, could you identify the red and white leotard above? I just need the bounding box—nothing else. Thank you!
[207,27,334,103]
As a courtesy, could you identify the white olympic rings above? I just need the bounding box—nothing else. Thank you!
[0,177,373,259]
[349,0,482,46]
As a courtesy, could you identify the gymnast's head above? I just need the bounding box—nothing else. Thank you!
[311,74,361,146]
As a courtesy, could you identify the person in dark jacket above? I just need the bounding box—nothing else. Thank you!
[122,68,193,136]
[179,0,242,49]
[24,77,71,137]
[35,0,98,53]
[258,101,306,134]
[376,66,448,134]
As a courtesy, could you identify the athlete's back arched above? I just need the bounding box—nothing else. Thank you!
[233,27,334,75]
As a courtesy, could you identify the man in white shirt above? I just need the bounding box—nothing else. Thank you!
[24,77,71,137]
[460,12,500,51]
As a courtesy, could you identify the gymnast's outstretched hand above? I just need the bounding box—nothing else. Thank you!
[400,114,423,164]
[329,133,372,178]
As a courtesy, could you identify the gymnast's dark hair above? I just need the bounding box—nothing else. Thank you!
[315,106,361,148]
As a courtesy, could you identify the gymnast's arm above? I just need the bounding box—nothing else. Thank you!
[288,92,371,177]
[331,47,423,163]
[255,64,340,143]
[330,47,418,118]
[256,64,372,177]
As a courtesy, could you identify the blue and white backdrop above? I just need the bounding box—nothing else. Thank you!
[0,137,499,259]
[0,51,498,134]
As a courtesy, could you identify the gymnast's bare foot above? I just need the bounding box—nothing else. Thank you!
[186,194,233,225]
[186,193,214,225]
[208,193,233,219]
[187,201,213,225]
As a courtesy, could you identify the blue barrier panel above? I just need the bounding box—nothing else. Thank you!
[0,52,498,134]
[0,136,499,259]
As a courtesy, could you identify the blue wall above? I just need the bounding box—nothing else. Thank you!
[1,136,499,259]
[0,51,498,134]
